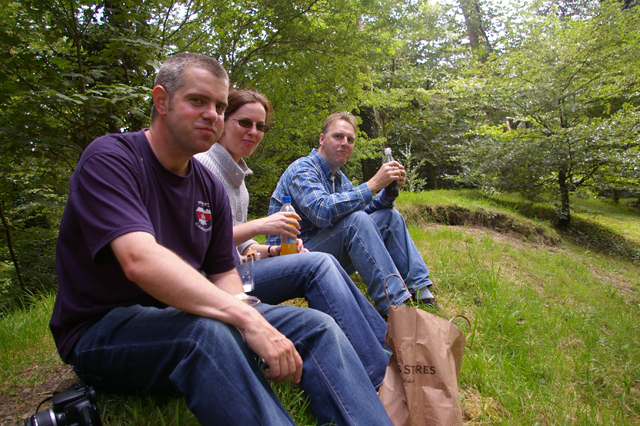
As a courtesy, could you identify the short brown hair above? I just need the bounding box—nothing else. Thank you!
[151,53,228,121]
[321,111,357,136]
[224,90,273,124]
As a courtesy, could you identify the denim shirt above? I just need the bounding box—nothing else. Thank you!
[267,149,394,244]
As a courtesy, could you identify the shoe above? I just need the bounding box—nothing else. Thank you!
[419,297,437,309]
[412,286,434,303]
[412,288,439,311]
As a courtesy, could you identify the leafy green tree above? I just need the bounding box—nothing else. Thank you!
[0,149,66,310]
[458,0,493,61]
[170,0,403,213]
[1,0,159,159]
[351,0,487,190]
[0,0,164,307]
[460,1,640,227]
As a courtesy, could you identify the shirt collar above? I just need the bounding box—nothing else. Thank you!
[211,143,253,188]
[309,148,343,182]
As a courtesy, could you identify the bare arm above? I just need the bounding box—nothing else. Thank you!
[110,231,303,383]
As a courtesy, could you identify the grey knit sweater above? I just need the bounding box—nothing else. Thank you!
[194,143,256,256]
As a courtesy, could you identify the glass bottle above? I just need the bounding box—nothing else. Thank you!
[384,147,399,198]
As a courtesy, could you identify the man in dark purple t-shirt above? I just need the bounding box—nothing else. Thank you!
[50,53,392,426]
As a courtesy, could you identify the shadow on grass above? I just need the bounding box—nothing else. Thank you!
[486,196,640,262]
[558,214,640,262]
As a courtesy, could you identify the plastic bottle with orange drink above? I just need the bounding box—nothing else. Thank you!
[279,196,298,255]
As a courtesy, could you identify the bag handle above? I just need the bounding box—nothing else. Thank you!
[383,273,440,313]
[384,273,474,342]
[382,274,413,307]
[450,314,473,341]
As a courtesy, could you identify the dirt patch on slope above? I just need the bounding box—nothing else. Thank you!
[399,203,561,246]
[0,364,78,425]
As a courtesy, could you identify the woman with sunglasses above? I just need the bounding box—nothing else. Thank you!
[195,90,390,389]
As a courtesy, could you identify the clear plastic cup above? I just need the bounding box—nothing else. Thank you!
[237,252,260,293]
[235,292,264,315]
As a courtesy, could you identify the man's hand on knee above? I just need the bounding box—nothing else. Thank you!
[240,316,303,384]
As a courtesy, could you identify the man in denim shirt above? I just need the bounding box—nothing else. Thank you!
[268,111,435,316]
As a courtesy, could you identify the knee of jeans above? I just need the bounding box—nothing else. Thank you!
[372,208,405,229]
[299,252,335,279]
[303,251,333,265]
[346,210,375,228]
[371,207,392,220]
[388,208,405,224]
[181,317,244,354]
[301,308,339,332]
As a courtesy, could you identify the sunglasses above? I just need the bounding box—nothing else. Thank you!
[232,118,271,133]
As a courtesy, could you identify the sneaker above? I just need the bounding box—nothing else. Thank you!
[412,287,440,310]
[419,297,437,309]
[413,286,434,302]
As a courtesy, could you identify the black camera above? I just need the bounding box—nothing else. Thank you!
[24,384,102,426]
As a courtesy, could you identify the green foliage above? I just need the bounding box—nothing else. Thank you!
[458,1,640,225]
[0,0,158,157]
[0,0,164,309]
[352,0,476,191]
[400,141,428,192]
[0,149,67,310]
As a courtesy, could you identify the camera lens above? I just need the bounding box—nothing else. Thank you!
[28,409,58,426]
[25,384,101,426]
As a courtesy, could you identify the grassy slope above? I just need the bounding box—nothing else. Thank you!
[2,190,639,425]
[397,191,640,425]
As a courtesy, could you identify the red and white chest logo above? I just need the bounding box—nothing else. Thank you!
[196,207,211,225]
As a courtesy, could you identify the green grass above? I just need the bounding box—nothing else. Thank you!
[2,190,639,424]
[0,294,62,387]
[571,197,640,248]
[396,191,640,424]
[0,295,317,425]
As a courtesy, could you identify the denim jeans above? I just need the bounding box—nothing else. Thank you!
[249,252,390,388]
[69,304,393,426]
[304,209,433,315]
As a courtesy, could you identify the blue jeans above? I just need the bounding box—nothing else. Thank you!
[69,304,393,426]
[304,209,433,315]
[249,252,390,388]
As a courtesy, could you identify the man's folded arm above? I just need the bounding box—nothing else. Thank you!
[109,230,303,383]
[110,231,249,327]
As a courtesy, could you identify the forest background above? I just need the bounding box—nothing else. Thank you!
[1,0,639,309]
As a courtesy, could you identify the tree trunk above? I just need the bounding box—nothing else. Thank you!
[612,189,620,204]
[361,158,381,182]
[358,106,383,182]
[458,0,493,62]
[425,161,437,190]
[0,201,27,293]
[358,106,379,139]
[557,167,571,228]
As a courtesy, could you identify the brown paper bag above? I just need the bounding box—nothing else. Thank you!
[379,275,468,426]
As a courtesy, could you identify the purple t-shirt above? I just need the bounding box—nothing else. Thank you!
[50,130,239,362]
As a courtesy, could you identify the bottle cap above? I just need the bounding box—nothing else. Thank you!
[282,196,292,203]
[384,147,392,155]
